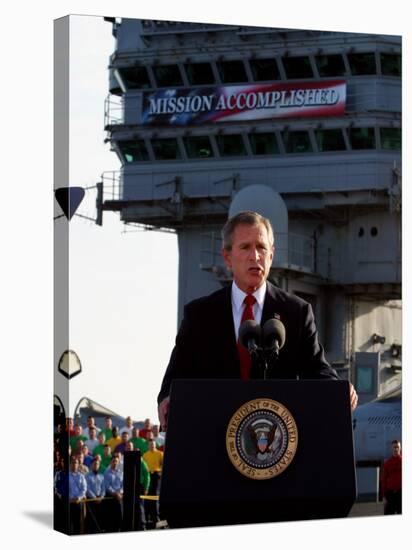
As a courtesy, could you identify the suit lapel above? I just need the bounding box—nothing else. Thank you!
[261,282,280,325]
[216,284,240,376]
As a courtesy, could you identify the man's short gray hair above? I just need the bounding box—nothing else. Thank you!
[221,211,274,250]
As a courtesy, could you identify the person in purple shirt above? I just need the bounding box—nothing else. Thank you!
[114,431,130,455]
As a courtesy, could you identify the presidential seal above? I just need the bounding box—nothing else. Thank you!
[226,398,298,480]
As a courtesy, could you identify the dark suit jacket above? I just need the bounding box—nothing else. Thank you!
[158,281,338,403]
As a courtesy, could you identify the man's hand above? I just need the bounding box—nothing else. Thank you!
[158,396,170,431]
[350,383,358,411]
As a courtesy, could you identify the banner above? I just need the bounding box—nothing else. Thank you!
[142,80,346,126]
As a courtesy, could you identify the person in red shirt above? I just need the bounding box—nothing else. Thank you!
[139,418,153,440]
[381,440,402,515]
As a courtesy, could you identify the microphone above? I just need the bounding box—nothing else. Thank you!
[262,318,286,354]
[239,320,261,356]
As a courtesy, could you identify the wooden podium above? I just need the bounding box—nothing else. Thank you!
[160,379,356,528]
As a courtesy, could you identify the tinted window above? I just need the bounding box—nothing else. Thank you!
[249,133,279,155]
[118,140,149,162]
[356,366,374,393]
[185,62,215,85]
[119,66,151,89]
[349,127,376,149]
[216,134,246,156]
[283,56,313,79]
[151,138,182,160]
[153,65,183,87]
[249,59,280,81]
[381,53,401,76]
[183,136,214,158]
[315,129,346,152]
[283,131,313,153]
[315,54,346,77]
[380,128,401,150]
[217,60,248,83]
[348,53,377,75]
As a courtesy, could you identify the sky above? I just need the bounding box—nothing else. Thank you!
[1,1,410,549]
[65,15,179,423]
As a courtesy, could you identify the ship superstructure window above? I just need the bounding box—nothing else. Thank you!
[216,134,246,156]
[315,129,346,152]
[381,53,401,76]
[249,59,280,81]
[347,53,377,75]
[315,54,346,77]
[282,56,313,79]
[183,136,214,158]
[217,60,248,83]
[380,128,401,150]
[151,138,182,160]
[349,127,376,149]
[356,366,374,393]
[185,62,215,85]
[283,130,313,153]
[249,133,279,155]
[118,140,149,162]
[153,64,183,87]
[119,66,151,89]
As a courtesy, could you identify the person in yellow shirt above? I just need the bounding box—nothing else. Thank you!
[106,427,122,453]
[143,440,164,529]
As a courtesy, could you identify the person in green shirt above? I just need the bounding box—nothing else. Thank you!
[98,444,112,473]
[92,432,107,460]
[70,424,87,452]
[130,427,149,454]
[101,416,113,442]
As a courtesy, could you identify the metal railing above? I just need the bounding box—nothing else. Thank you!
[200,230,318,275]
[105,95,124,127]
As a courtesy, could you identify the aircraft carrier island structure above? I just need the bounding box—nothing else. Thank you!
[98,19,401,404]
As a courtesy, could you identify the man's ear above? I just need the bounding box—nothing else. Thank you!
[270,245,275,265]
[221,247,232,270]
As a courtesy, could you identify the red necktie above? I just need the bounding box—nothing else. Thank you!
[238,294,256,380]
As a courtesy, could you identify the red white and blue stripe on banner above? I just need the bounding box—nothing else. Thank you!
[142,80,346,126]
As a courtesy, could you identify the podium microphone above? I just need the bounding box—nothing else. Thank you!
[239,320,261,356]
[262,318,286,355]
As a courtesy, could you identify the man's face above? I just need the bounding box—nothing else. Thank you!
[71,458,80,472]
[121,432,129,443]
[392,442,401,456]
[105,418,112,429]
[74,425,82,436]
[148,440,156,452]
[87,417,95,428]
[98,433,105,444]
[111,456,119,470]
[89,428,97,440]
[126,416,132,427]
[92,460,100,472]
[104,445,111,457]
[222,223,274,294]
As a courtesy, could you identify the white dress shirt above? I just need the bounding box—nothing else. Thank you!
[231,281,266,340]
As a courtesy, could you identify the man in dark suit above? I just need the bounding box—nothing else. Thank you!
[158,211,357,428]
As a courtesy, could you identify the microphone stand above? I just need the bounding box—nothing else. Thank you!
[261,343,280,380]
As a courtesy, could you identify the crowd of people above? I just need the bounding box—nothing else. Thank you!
[54,415,165,534]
